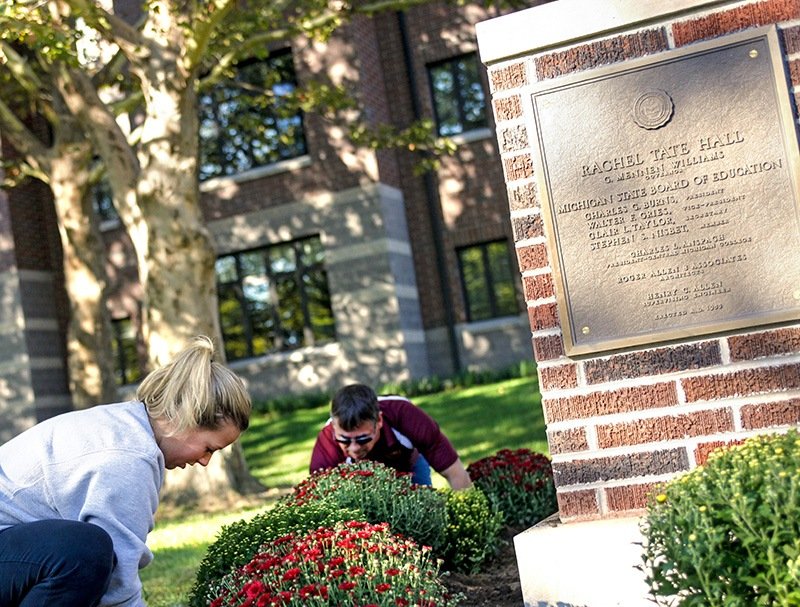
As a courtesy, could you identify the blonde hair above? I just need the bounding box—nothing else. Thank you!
[137,335,251,435]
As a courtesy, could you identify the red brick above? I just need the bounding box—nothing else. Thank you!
[535,29,669,80]
[728,327,800,361]
[492,95,523,122]
[503,154,534,182]
[672,0,800,46]
[553,448,689,485]
[539,363,578,391]
[499,124,528,153]
[533,334,564,362]
[517,243,549,272]
[596,408,734,448]
[605,483,658,512]
[511,213,544,241]
[740,399,800,429]
[490,61,528,91]
[682,363,800,402]
[782,24,800,53]
[522,273,554,301]
[789,59,800,86]
[507,182,538,212]
[527,302,559,331]
[543,382,678,423]
[695,439,745,465]
[585,342,721,384]
[557,489,599,519]
[548,425,588,454]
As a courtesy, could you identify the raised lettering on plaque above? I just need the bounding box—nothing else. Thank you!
[530,26,800,355]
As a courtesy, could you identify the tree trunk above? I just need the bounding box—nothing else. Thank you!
[49,145,119,407]
[49,4,264,505]
[129,34,263,504]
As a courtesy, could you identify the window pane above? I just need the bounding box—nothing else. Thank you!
[487,242,518,316]
[91,179,119,223]
[299,237,325,266]
[429,65,461,137]
[111,317,141,385]
[215,256,238,284]
[428,53,487,137]
[218,282,250,361]
[275,274,303,348]
[457,58,487,131]
[459,247,491,321]
[269,244,296,274]
[237,252,274,356]
[305,270,336,341]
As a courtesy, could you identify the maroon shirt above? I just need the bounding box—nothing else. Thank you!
[309,396,459,475]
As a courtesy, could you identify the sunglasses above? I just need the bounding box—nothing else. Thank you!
[335,434,374,446]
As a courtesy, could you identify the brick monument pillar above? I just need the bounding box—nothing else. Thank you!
[476,1,800,604]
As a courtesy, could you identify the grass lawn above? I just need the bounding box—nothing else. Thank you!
[142,374,545,607]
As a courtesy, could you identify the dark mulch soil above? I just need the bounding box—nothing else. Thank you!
[443,526,524,607]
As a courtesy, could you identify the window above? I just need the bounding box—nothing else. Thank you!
[199,49,307,181]
[111,317,142,385]
[90,167,119,223]
[216,236,335,361]
[428,53,488,137]
[458,240,519,322]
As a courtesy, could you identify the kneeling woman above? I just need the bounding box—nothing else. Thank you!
[0,335,251,607]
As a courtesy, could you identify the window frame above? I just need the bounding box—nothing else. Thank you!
[215,235,336,362]
[198,47,308,181]
[110,316,142,386]
[456,239,521,323]
[426,51,489,137]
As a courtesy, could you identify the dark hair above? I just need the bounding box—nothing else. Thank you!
[331,384,379,430]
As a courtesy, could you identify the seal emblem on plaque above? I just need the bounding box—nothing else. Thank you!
[633,89,674,130]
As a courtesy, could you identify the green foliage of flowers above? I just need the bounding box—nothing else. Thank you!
[441,487,503,574]
[281,461,448,554]
[641,429,800,607]
[189,499,363,607]
[467,448,557,528]
[210,520,462,607]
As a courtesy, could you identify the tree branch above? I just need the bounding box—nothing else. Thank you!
[184,0,236,71]
[65,0,148,64]
[0,97,51,176]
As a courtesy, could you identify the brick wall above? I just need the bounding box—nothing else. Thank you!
[199,2,538,338]
[480,0,800,521]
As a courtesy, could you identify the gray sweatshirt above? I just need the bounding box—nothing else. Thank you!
[0,400,164,606]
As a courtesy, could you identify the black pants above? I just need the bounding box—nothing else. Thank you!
[0,520,115,607]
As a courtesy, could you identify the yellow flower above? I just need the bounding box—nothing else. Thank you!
[655,493,668,504]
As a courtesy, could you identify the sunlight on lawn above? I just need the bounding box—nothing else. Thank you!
[239,405,327,488]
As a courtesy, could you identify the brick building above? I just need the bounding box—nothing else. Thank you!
[0,2,544,439]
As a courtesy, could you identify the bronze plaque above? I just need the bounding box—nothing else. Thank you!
[531,26,800,356]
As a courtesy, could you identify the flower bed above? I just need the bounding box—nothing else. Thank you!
[196,451,556,604]
[281,461,447,554]
[210,520,462,607]
[467,448,557,528]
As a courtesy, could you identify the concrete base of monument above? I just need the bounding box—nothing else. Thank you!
[514,513,652,607]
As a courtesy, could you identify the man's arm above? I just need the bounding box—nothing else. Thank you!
[440,458,473,490]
